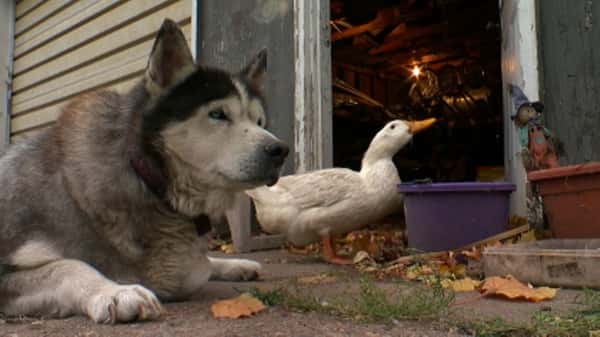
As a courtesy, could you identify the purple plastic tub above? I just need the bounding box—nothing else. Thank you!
[398,182,516,252]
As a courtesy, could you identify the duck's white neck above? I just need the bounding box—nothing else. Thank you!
[359,138,402,191]
[361,142,395,169]
[359,155,402,217]
[360,150,398,180]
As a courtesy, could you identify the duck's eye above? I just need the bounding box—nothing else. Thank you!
[209,109,228,121]
[390,124,396,130]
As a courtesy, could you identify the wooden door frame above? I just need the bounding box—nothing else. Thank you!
[499,0,540,216]
[0,0,15,151]
[292,0,333,172]
[302,0,534,216]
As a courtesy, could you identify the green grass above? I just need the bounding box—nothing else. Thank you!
[248,276,454,323]
[248,284,344,315]
[352,277,454,322]
[460,289,600,337]
[250,280,600,337]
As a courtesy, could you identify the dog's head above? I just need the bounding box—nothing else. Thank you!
[142,19,289,192]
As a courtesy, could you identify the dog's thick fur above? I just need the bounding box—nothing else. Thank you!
[0,19,288,323]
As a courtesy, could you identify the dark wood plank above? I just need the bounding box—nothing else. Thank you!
[539,0,600,163]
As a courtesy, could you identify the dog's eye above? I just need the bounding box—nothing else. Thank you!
[257,118,263,127]
[209,109,228,121]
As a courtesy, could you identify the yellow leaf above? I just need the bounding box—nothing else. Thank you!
[220,244,235,254]
[405,269,419,280]
[437,264,451,275]
[452,264,467,278]
[480,275,557,302]
[211,293,266,319]
[298,274,338,285]
[420,265,434,275]
[461,247,483,260]
[517,230,537,243]
[441,278,481,292]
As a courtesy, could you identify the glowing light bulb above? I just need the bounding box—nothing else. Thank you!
[411,65,421,78]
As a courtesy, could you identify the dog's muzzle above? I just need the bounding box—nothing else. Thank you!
[264,141,289,167]
[261,140,289,186]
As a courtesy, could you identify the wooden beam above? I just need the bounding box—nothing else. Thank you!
[384,53,456,73]
[331,7,402,42]
[370,23,449,55]
[333,62,405,80]
[385,23,407,39]
[385,50,479,73]
[333,78,385,110]
[367,31,492,66]
[386,225,531,265]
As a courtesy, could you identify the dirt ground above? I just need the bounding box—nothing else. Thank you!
[0,250,582,337]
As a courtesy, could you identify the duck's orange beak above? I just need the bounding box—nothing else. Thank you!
[407,118,437,134]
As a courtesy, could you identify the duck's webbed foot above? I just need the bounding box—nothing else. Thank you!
[321,234,354,265]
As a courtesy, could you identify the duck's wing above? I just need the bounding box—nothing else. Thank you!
[276,168,364,210]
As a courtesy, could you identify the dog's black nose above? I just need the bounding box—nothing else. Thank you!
[264,142,289,163]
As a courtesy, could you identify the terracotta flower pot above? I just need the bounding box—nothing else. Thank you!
[528,162,600,238]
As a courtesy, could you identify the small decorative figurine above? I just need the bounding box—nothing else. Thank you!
[509,84,564,171]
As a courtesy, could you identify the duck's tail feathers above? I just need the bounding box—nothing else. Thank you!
[245,186,274,205]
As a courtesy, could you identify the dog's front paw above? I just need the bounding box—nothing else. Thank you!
[211,258,262,281]
[86,284,164,324]
[230,259,262,281]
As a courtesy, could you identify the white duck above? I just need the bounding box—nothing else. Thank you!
[246,118,436,264]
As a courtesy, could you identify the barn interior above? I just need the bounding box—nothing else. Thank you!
[331,0,505,183]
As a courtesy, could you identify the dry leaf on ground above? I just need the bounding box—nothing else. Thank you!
[436,263,466,278]
[211,293,266,319]
[461,246,483,260]
[298,274,338,285]
[286,242,320,255]
[220,243,235,254]
[516,229,537,243]
[441,278,481,292]
[480,275,557,302]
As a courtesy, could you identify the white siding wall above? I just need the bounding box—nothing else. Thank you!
[10,0,193,142]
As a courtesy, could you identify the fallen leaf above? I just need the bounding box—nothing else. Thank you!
[403,264,435,281]
[509,215,529,229]
[435,263,466,278]
[516,230,537,243]
[353,250,374,265]
[286,242,320,255]
[441,251,458,268]
[220,243,235,254]
[404,269,419,281]
[461,246,483,260]
[211,293,266,319]
[420,265,434,274]
[452,264,467,278]
[437,264,451,275]
[441,278,481,292]
[480,275,557,302]
[298,274,337,285]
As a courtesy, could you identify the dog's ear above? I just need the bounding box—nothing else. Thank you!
[240,49,267,90]
[145,19,195,96]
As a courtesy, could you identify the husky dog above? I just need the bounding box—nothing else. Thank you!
[0,19,288,323]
